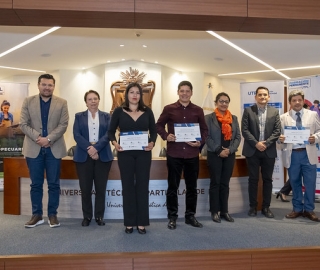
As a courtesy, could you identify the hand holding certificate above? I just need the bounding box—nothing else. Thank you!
[174,123,201,142]
[283,126,310,144]
[120,131,148,150]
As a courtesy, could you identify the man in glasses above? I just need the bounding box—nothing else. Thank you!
[20,74,69,228]
[241,86,281,218]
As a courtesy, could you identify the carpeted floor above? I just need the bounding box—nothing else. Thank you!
[1,191,320,256]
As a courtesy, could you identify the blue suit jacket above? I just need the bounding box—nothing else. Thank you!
[73,110,113,162]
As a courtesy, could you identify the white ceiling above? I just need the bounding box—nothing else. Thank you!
[1,26,320,82]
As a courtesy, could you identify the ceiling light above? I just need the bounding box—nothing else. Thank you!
[120,45,124,47]
[0,66,45,73]
[141,59,144,61]
[206,31,290,80]
[143,45,147,48]
[0,27,60,58]
[155,61,158,64]
[122,59,125,61]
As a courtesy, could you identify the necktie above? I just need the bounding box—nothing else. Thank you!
[296,112,302,128]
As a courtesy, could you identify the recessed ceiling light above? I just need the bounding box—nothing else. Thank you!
[122,59,125,61]
[120,45,124,47]
[143,45,147,48]
[82,67,86,70]
[206,30,290,80]
[0,26,60,58]
[141,59,144,61]
[107,60,111,63]
[0,65,45,73]
[155,61,158,64]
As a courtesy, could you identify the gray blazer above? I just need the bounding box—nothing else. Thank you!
[241,104,280,158]
[205,113,241,154]
[20,94,69,158]
[280,108,320,168]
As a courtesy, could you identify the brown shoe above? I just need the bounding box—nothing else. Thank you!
[24,215,44,228]
[48,215,60,228]
[285,211,303,219]
[303,211,319,222]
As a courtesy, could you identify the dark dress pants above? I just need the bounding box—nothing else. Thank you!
[76,156,112,219]
[117,150,151,226]
[207,151,235,214]
[246,150,275,209]
[280,180,292,195]
[166,155,199,220]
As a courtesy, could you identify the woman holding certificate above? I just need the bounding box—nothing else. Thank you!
[108,82,157,234]
[73,90,113,227]
[205,92,241,223]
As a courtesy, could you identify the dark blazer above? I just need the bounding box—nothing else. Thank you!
[241,104,280,158]
[73,110,113,162]
[205,112,241,154]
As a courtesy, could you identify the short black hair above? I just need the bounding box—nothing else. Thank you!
[215,92,230,103]
[178,81,193,91]
[255,86,269,95]
[38,74,55,85]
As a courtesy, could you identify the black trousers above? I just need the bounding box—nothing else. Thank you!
[166,155,199,220]
[246,150,275,208]
[280,179,292,195]
[117,150,151,227]
[207,151,235,214]
[75,157,112,219]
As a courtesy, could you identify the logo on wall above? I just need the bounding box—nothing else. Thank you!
[110,67,156,112]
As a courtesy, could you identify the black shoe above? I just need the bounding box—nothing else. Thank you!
[211,213,221,223]
[137,226,147,234]
[125,227,133,234]
[276,192,290,202]
[185,216,203,228]
[81,218,91,226]
[261,207,274,218]
[95,217,105,226]
[248,207,257,217]
[167,219,176,230]
[220,213,234,222]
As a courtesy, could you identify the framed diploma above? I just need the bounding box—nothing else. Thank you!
[283,126,310,144]
[120,131,148,150]
[174,123,201,142]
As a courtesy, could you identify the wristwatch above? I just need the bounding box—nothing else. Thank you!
[47,138,51,143]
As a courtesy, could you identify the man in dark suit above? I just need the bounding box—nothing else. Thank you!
[241,86,281,218]
[20,74,69,228]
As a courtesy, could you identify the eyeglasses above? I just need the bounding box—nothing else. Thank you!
[218,100,230,104]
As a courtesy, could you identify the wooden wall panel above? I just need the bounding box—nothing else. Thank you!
[13,0,134,13]
[135,0,247,16]
[251,249,320,270]
[240,17,320,35]
[14,9,135,28]
[0,0,12,8]
[0,9,23,25]
[248,0,320,20]
[135,13,246,31]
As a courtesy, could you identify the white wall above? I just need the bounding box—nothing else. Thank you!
[6,62,246,157]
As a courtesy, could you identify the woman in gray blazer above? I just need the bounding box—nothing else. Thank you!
[205,92,241,223]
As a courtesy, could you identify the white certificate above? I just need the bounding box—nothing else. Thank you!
[174,123,201,142]
[120,131,148,150]
[283,126,310,144]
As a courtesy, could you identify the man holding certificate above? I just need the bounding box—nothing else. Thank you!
[279,89,320,222]
[156,81,208,230]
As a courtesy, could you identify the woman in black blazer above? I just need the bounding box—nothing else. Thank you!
[205,92,241,223]
[73,90,113,226]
